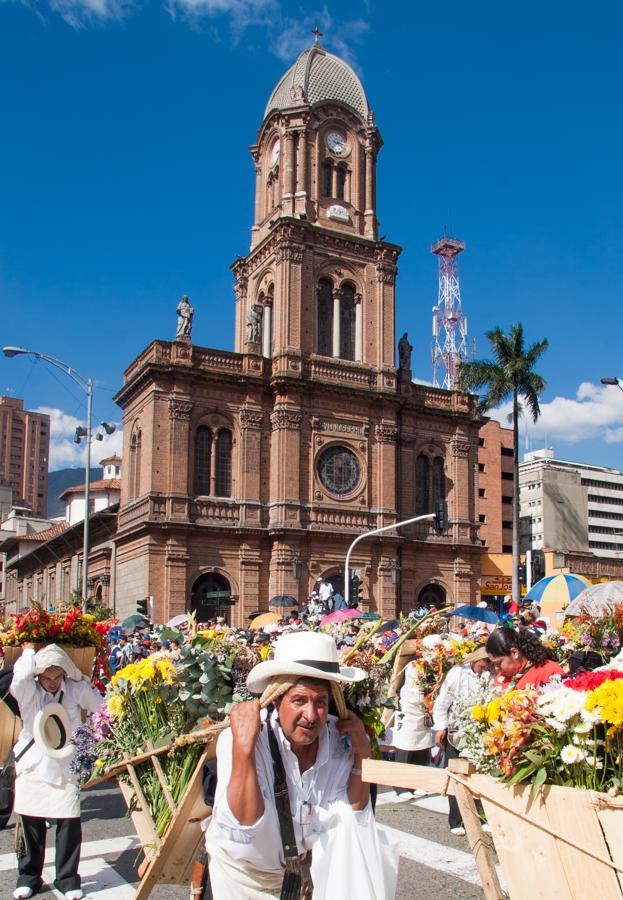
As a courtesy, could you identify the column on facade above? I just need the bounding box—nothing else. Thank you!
[283,131,296,213]
[238,545,262,625]
[165,541,189,621]
[253,161,262,226]
[332,288,341,357]
[364,147,375,237]
[296,130,308,197]
[262,300,272,359]
[354,293,363,361]
[269,407,302,528]
[167,398,193,517]
[374,424,399,525]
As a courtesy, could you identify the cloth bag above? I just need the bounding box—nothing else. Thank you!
[310,800,399,900]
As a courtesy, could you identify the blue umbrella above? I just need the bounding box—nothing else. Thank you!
[451,604,499,624]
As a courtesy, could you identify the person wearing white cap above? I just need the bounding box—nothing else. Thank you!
[9,643,103,900]
[205,631,397,898]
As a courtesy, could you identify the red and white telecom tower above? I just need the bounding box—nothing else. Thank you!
[431,235,468,389]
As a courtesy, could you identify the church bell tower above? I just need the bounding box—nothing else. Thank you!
[232,33,402,380]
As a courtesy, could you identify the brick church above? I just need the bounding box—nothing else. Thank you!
[113,38,483,625]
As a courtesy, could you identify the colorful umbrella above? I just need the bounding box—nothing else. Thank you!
[524,573,590,606]
[248,612,281,630]
[320,608,361,626]
[451,604,499,624]
[564,581,623,618]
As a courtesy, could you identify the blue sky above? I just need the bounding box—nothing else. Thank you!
[2,0,623,471]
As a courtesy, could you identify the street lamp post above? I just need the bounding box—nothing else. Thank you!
[3,346,94,607]
[344,512,436,607]
[601,377,623,392]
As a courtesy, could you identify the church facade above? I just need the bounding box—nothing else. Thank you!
[113,41,483,624]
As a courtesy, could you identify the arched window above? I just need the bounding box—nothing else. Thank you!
[336,165,346,201]
[129,427,142,500]
[215,429,233,497]
[322,161,333,197]
[416,454,430,515]
[194,426,212,495]
[339,283,356,361]
[316,278,333,355]
[433,457,445,503]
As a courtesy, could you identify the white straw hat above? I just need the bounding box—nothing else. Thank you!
[32,703,74,761]
[246,632,366,694]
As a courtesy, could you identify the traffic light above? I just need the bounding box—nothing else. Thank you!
[349,573,360,608]
[434,499,449,535]
[518,564,527,587]
[137,597,148,617]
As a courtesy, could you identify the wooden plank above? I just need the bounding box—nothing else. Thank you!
[118,781,158,862]
[147,741,177,816]
[544,784,622,899]
[453,779,504,900]
[596,802,623,895]
[134,745,213,899]
[362,758,452,794]
[123,756,161,850]
[467,776,574,899]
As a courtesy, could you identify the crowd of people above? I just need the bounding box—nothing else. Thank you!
[2,583,617,900]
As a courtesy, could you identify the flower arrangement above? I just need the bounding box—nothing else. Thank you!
[561,607,623,660]
[0,604,110,648]
[464,672,623,795]
[410,638,478,714]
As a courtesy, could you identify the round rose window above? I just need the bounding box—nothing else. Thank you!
[317,445,361,495]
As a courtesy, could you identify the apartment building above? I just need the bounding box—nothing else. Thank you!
[0,397,50,518]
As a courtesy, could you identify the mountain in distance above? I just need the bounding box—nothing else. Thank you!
[47,467,103,518]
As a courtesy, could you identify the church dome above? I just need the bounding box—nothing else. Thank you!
[264,43,370,122]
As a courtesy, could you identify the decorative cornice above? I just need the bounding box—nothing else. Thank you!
[452,439,472,458]
[375,424,398,443]
[274,241,305,264]
[271,409,303,431]
[240,408,264,430]
[168,398,193,421]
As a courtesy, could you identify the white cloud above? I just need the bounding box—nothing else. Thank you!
[487,381,623,447]
[49,0,133,26]
[35,406,123,471]
[166,0,276,37]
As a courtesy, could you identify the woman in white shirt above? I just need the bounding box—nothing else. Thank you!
[10,643,102,900]
[392,660,432,774]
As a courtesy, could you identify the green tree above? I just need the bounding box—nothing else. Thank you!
[457,324,548,605]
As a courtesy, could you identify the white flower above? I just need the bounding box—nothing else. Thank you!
[574,720,592,735]
[560,744,582,765]
[545,718,568,735]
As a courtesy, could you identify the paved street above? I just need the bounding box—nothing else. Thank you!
[0,783,494,898]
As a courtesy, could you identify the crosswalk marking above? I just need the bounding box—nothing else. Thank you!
[377,823,506,891]
[0,799,500,895]
[0,835,140,872]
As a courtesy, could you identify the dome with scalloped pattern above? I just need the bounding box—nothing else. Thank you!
[264,43,370,122]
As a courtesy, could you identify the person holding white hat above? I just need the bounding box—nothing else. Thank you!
[9,642,103,900]
[205,631,396,898]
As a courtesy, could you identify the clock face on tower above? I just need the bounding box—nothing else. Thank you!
[326,131,347,156]
[270,141,281,167]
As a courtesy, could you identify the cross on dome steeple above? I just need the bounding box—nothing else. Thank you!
[312,26,323,45]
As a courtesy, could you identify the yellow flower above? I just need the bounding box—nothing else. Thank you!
[107,694,124,719]
[486,697,502,723]
[472,705,488,723]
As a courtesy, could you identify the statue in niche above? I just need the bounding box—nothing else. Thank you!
[246,304,263,343]
[398,331,413,370]
[176,295,194,340]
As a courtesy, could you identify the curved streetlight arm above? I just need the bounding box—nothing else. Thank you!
[344,512,436,607]
[3,346,90,392]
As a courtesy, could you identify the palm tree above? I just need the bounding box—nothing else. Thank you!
[457,324,548,605]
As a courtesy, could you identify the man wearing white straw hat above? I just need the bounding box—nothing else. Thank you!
[10,642,103,900]
[205,631,398,899]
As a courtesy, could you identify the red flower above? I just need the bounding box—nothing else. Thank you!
[565,669,623,691]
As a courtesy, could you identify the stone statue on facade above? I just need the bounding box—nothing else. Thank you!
[246,304,263,344]
[398,331,413,370]
[176,295,194,341]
